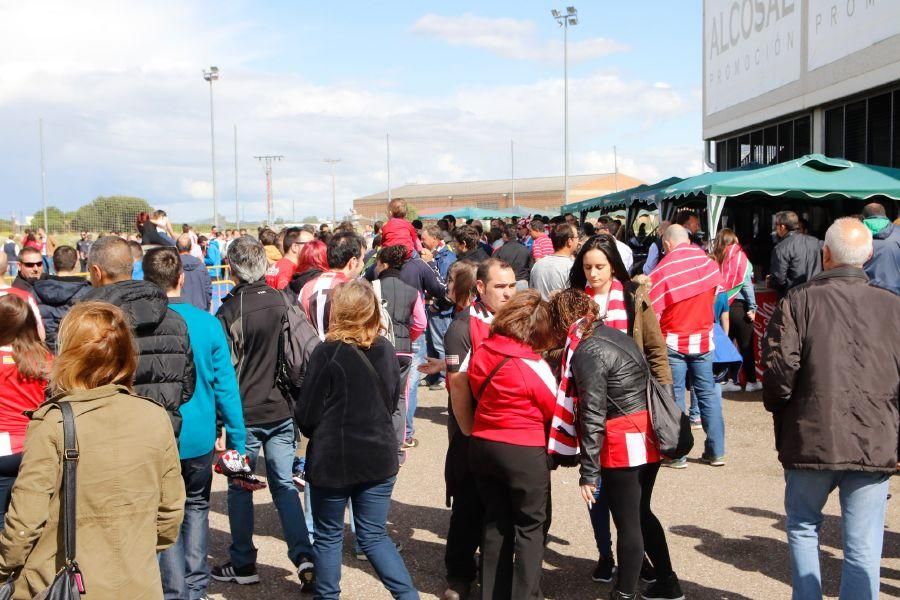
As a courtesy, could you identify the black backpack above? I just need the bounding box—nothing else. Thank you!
[275,290,321,403]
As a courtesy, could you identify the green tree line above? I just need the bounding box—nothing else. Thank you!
[31,196,153,234]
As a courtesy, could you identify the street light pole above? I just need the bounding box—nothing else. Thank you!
[203,66,220,228]
[552,7,578,205]
[39,118,47,234]
[324,158,341,224]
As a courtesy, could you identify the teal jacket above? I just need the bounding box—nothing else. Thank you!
[170,298,246,459]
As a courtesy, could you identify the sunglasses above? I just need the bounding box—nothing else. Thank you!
[21,261,43,268]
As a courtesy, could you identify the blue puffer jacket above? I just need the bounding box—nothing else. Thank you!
[31,275,92,352]
[180,253,212,312]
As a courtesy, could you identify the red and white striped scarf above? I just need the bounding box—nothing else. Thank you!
[648,243,722,315]
[720,243,751,304]
[547,281,629,457]
[588,279,628,333]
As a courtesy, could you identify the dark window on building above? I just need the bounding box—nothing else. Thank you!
[763,125,778,164]
[844,100,867,162]
[823,87,899,166]
[867,93,892,167]
[750,130,763,164]
[716,141,727,171]
[727,137,739,170]
[824,107,844,158]
[713,114,812,171]
[777,121,793,163]
[794,117,811,157]
[739,134,751,166]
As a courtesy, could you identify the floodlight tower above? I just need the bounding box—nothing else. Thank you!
[203,66,220,227]
[551,7,578,205]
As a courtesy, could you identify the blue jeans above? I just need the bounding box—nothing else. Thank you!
[590,484,612,558]
[425,310,453,385]
[227,419,313,568]
[310,476,418,600]
[6,263,17,277]
[405,338,426,440]
[667,349,724,458]
[160,451,214,600]
[784,469,889,600]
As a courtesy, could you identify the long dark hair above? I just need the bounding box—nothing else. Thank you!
[569,234,631,290]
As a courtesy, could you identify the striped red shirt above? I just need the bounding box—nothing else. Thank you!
[531,234,554,261]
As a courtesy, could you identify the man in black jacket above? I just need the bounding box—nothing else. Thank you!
[213,236,316,591]
[768,210,823,297]
[82,235,194,435]
[494,224,534,289]
[453,225,490,264]
[763,217,900,599]
[32,245,91,352]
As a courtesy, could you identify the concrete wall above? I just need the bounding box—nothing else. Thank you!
[703,0,900,141]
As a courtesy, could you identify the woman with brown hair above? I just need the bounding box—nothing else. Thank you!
[295,280,418,600]
[0,294,50,528]
[711,228,760,393]
[0,301,185,599]
[466,289,558,600]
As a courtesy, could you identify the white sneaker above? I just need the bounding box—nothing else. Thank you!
[745,381,763,393]
[720,382,743,393]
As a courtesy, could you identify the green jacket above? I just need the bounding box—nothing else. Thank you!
[0,385,184,599]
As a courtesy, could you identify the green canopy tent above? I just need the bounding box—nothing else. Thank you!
[563,176,685,230]
[658,154,900,237]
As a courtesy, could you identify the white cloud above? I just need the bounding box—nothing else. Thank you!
[412,13,627,62]
[0,4,699,223]
[183,180,213,200]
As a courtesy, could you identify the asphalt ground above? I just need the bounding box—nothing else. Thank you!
[207,387,900,599]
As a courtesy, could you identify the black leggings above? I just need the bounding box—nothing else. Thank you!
[602,462,673,594]
[728,300,757,383]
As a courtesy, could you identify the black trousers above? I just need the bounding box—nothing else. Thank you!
[728,300,757,383]
[469,437,550,600]
[602,462,674,595]
[445,433,484,583]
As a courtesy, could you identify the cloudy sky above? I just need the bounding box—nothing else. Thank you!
[0,0,702,223]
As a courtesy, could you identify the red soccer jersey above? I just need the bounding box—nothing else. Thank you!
[0,347,47,455]
[658,288,717,355]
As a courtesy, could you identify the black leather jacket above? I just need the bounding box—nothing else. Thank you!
[571,327,651,486]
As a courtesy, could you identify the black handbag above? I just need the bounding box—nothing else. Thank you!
[33,402,84,599]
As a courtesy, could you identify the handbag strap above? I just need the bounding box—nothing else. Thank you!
[350,345,393,410]
[59,402,78,564]
[475,357,510,400]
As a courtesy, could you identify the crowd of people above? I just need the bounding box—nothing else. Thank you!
[0,197,896,600]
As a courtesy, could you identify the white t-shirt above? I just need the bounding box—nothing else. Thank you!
[615,240,634,273]
[529,254,574,300]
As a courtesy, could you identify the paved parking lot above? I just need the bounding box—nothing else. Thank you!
[207,388,900,599]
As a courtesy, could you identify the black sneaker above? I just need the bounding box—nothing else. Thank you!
[297,554,315,588]
[642,573,684,600]
[640,556,657,584]
[610,590,638,599]
[210,562,260,585]
[591,554,616,583]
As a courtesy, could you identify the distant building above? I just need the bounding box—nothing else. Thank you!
[353,172,643,220]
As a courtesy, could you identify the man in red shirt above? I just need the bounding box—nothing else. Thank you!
[266,230,308,291]
[650,224,725,468]
[529,219,553,261]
